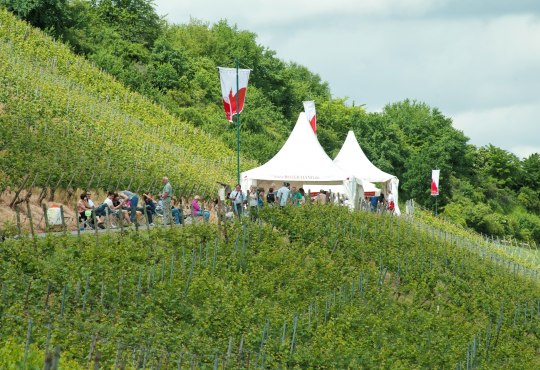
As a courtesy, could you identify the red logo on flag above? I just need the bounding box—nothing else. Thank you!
[223,88,247,122]
[218,67,250,122]
[303,100,317,134]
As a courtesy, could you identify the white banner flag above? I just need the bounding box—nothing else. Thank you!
[303,100,317,134]
[218,67,251,122]
[431,169,440,196]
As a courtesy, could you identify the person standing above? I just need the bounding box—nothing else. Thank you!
[229,184,245,218]
[276,182,291,208]
[387,191,395,214]
[297,188,306,205]
[258,188,265,208]
[378,193,386,213]
[317,190,327,205]
[291,186,304,206]
[248,185,259,220]
[161,176,173,225]
[370,194,379,212]
[266,187,275,207]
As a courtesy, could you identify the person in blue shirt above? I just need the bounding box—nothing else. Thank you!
[276,182,291,207]
[119,190,139,224]
[370,195,379,212]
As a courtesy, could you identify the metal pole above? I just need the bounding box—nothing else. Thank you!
[236,58,240,184]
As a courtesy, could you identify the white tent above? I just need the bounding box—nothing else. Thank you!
[241,113,362,204]
[334,131,401,215]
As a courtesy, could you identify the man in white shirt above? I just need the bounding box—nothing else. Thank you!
[229,184,245,218]
[86,191,107,228]
[101,192,119,227]
[276,182,291,207]
[103,192,114,209]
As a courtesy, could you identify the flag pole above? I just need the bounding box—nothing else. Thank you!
[235,57,240,184]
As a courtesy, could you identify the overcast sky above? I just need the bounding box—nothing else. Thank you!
[154,0,540,158]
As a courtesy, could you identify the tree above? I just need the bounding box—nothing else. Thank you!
[382,100,470,206]
[474,145,522,191]
[94,0,163,47]
[521,153,540,189]
[1,0,71,37]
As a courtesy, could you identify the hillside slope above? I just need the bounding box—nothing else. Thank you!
[0,9,255,196]
[0,206,538,368]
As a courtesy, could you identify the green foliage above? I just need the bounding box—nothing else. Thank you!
[93,0,163,46]
[522,153,540,188]
[0,338,83,369]
[0,0,71,37]
[510,208,540,244]
[518,186,540,213]
[0,220,18,240]
[0,206,539,368]
[0,8,257,194]
[475,144,522,191]
[58,7,336,163]
[382,100,471,206]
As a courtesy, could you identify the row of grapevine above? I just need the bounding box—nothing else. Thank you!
[0,204,538,367]
[411,205,540,270]
[0,9,257,196]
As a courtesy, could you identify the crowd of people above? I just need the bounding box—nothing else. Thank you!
[226,182,396,219]
[76,177,204,230]
[368,190,395,213]
[75,179,395,230]
[227,182,306,219]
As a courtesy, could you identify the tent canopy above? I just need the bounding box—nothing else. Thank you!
[334,131,401,215]
[334,131,395,183]
[242,113,352,188]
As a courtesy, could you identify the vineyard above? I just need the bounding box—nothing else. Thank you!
[0,9,256,196]
[0,205,538,368]
[0,5,539,369]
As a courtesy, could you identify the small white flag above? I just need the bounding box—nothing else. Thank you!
[303,100,317,134]
[431,170,440,196]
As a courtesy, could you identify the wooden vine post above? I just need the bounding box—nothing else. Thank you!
[26,200,35,240]
[42,204,50,232]
[9,174,29,208]
[49,172,64,202]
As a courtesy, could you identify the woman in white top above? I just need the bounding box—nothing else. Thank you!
[248,185,259,220]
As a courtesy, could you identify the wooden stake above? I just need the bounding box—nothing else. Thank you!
[49,172,65,202]
[9,174,29,208]
[15,204,22,236]
[26,201,35,239]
